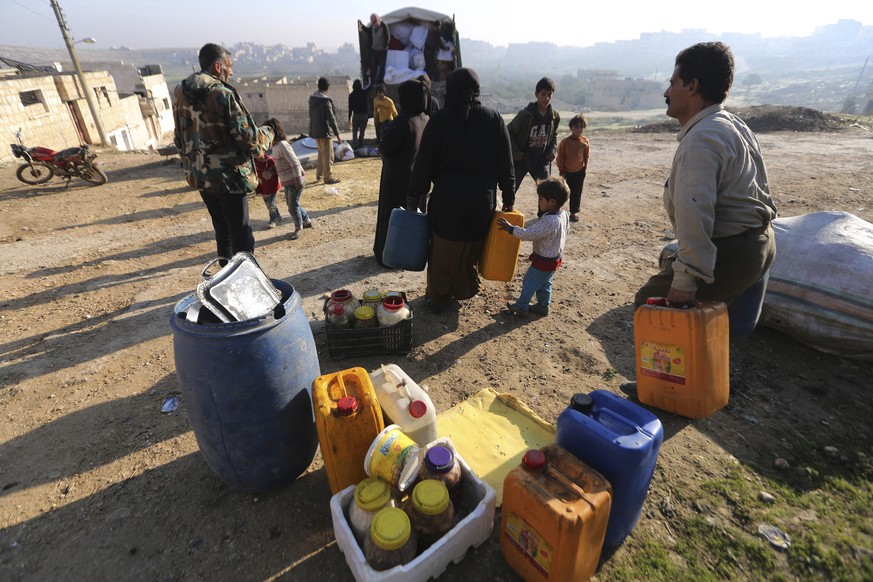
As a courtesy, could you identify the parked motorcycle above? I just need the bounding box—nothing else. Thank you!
[10,129,108,186]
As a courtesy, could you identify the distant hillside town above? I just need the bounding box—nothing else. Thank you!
[1,19,871,162]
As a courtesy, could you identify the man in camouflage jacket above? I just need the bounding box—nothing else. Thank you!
[173,43,272,262]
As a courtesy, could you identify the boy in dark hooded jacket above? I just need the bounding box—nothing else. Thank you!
[507,77,560,205]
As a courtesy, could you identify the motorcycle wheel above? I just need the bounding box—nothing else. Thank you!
[78,163,108,186]
[16,162,54,185]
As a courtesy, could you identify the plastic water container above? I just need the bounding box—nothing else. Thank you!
[501,444,612,582]
[170,279,319,494]
[479,210,525,282]
[382,208,430,271]
[369,364,438,446]
[556,390,664,549]
[312,367,385,494]
[331,437,496,582]
[634,299,730,418]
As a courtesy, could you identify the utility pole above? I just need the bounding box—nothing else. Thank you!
[50,0,110,146]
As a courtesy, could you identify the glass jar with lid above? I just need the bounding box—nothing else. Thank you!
[327,302,351,328]
[349,476,395,546]
[419,445,464,509]
[361,289,384,311]
[376,295,411,327]
[353,305,378,328]
[327,289,360,316]
[405,479,455,550]
[363,507,418,571]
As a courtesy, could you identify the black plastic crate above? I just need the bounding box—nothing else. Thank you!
[323,295,413,359]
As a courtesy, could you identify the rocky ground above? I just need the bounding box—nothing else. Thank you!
[1,114,872,580]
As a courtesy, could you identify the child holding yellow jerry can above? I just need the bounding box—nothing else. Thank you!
[499,177,570,317]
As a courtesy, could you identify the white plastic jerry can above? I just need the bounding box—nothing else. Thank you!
[369,364,439,446]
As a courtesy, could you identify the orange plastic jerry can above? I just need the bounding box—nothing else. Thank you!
[634,299,730,418]
[312,367,385,494]
[501,444,612,582]
[480,210,525,282]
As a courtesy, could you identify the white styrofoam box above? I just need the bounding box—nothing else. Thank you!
[330,438,496,582]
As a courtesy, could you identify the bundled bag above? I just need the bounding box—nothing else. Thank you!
[759,211,873,359]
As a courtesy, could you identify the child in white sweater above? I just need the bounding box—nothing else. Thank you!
[498,177,570,316]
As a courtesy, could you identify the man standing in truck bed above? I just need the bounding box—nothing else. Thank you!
[368,13,390,88]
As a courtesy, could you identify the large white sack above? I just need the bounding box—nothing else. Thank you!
[760,211,873,359]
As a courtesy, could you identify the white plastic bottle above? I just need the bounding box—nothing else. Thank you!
[369,364,438,446]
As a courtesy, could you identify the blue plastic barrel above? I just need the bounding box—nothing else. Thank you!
[382,208,430,271]
[170,279,319,493]
[556,390,664,549]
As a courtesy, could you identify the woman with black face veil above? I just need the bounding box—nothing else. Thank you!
[408,68,516,311]
[373,79,430,266]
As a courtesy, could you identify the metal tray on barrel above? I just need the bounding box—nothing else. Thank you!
[196,252,282,323]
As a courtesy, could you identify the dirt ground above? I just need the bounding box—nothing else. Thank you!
[1,115,872,580]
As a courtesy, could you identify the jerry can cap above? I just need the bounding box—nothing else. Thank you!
[570,393,594,414]
[411,479,450,515]
[336,396,359,416]
[646,296,668,306]
[522,449,547,471]
[370,507,412,549]
[424,445,454,472]
[354,476,392,512]
[408,399,428,419]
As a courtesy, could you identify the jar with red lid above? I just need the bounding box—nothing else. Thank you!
[327,302,351,328]
[376,295,411,327]
[327,289,360,321]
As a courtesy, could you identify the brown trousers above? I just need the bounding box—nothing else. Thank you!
[634,224,776,308]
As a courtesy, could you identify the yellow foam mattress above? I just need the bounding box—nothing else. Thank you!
[436,388,555,505]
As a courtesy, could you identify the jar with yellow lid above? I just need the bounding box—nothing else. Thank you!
[361,289,384,311]
[405,479,456,549]
[363,507,417,571]
[353,305,378,328]
[349,477,395,546]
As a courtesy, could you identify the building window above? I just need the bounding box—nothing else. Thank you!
[20,89,47,110]
[94,86,112,106]
[163,97,170,109]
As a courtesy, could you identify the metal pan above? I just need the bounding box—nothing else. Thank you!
[196,252,282,323]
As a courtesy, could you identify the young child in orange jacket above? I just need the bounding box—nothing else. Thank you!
[556,113,590,222]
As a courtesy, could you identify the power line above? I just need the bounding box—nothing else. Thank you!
[8,0,55,20]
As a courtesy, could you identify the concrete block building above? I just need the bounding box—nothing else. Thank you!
[0,62,174,165]
[237,75,352,136]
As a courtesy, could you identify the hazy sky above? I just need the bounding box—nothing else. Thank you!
[2,0,871,50]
